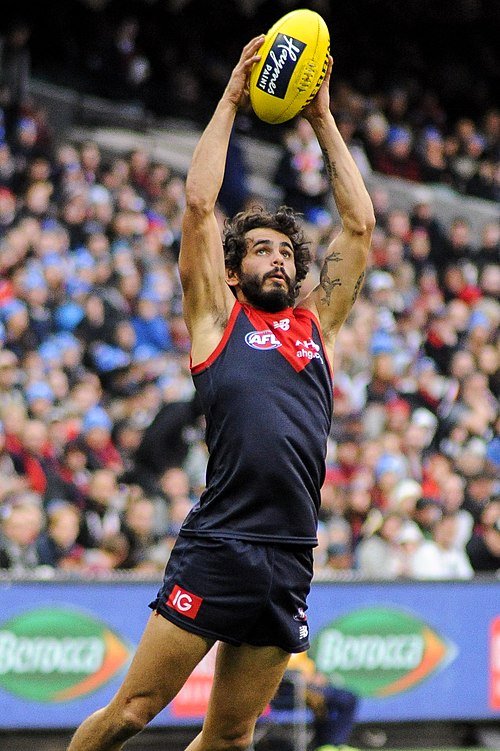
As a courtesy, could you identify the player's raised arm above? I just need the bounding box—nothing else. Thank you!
[301,58,375,350]
[178,36,264,336]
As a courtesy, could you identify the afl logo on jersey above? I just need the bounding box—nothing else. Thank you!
[245,329,282,350]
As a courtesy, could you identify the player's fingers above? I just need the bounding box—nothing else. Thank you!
[323,55,334,85]
[243,34,265,53]
[235,36,264,73]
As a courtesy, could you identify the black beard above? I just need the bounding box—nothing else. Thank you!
[238,270,296,312]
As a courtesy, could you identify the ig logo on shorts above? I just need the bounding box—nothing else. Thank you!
[167,584,203,619]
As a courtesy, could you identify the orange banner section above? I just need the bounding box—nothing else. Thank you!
[171,645,217,717]
[489,617,500,710]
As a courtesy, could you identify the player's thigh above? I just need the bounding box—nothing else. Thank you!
[110,613,214,718]
[203,642,291,736]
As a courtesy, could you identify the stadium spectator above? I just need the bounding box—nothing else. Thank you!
[36,501,84,569]
[355,510,409,579]
[417,127,455,186]
[272,649,360,750]
[76,468,125,550]
[433,217,475,277]
[120,494,166,572]
[78,405,124,473]
[321,515,355,573]
[273,117,332,226]
[55,439,90,509]
[466,498,500,574]
[387,478,422,517]
[125,392,203,494]
[8,417,69,504]
[82,531,130,574]
[0,417,26,502]
[410,511,474,579]
[372,126,422,182]
[438,473,475,549]
[0,494,44,570]
[412,497,443,540]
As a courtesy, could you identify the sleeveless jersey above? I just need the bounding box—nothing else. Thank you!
[180,300,333,546]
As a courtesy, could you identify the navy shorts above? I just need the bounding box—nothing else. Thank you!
[149,535,313,653]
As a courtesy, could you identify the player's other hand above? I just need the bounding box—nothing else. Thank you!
[223,35,265,110]
[302,55,333,123]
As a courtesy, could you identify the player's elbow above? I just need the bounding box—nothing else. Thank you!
[184,181,215,217]
[352,207,376,238]
[348,209,375,251]
[366,207,376,234]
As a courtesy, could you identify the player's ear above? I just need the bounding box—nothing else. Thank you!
[225,267,240,287]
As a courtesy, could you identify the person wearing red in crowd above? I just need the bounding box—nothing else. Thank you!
[8,418,64,500]
[78,405,124,474]
[374,126,422,183]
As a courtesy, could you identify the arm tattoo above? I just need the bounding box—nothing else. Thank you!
[321,147,338,183]
[351,271,365,304]
[320,250,343,305]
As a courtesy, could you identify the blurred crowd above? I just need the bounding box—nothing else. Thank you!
[0,4,498,581]
[2,0,500,203]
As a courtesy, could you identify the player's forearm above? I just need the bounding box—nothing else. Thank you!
[185,98,237,214]
[312,111,375,235]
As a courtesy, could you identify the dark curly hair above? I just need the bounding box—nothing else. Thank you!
[223,205,311,298]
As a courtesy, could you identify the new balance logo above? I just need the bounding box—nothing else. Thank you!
[273,318,290,331]
[299,625,309,640]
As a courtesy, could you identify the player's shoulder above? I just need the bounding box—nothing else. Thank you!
[294,299,320,326]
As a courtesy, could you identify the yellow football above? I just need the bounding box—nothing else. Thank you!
[249,9,330,125]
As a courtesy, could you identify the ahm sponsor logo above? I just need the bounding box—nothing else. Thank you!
[295,338,323,363]
[296,338,319,351]
[245,330,282,350]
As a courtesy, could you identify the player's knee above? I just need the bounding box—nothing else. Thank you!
[116,696,158,738]
[210,726,254,751]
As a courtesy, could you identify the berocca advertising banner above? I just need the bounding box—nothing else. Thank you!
[0,607,131,703]
[0,579,498,727]
[309,606,456,698]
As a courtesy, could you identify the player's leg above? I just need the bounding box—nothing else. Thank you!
[67,613,214,751]
[185,641,291,751]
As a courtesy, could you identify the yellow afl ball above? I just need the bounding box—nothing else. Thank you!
[249,9,330,125]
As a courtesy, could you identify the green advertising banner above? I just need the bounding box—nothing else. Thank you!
[0,607,131,702]
[309,606,456,697]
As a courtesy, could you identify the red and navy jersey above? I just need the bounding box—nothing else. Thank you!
[180,300,333,546]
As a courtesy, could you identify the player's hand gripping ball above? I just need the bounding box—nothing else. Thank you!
[249,9,330,125]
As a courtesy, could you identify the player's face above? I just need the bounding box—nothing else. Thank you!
[234,228,297,312]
